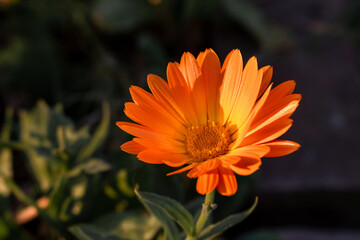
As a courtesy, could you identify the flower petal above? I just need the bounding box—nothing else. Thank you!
[179,53,208,124]
[117,121,185,153]
[137,150,189,166]
[167,164,197,176]
[229,145,270,158]
[216,166,237,196]
[257,65,273,99]
[267,80,297,102]
[187,158,220,178]
[199,50,222,122]
[133,138,185,154]
[167,63,200,125]
[120,140,146,155]
[124,102,184,138]
[196,169,219,195]
[219,155,241,166]
[230,83,272,149]
[179,52,201,88]
[242,118,293,146]
[130,85,187,131]
[147,74,187,124]
[219,49,243,123]
[116,121,184,142]
[227,57,261,129]
[248,98,300,136]
[262,140,300,157]
[230,156,262,176]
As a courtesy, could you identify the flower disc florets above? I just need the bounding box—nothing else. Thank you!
[186,121,232,163]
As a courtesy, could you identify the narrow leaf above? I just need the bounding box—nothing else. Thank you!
[76,102,110,162]
[135,189,180,240]
[135,189,194,236]
[69,224,124,240]
[69,211,161,240]
[198,197,258,240]
[0,108,13,197]
[47,174,69,218]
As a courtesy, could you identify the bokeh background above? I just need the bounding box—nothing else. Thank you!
[0,0,359,239]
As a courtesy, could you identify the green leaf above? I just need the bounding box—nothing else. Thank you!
[83,158,111,174]
[68,158,111,178]
[198,197,258,240]
[47,174,70,218]
[18,100,109,192]
[19,100,72,191]
[0,108,14,197]
[69,211,161,240]
[76,102,110,163]
[135,189,181,240]
[116,169,134,197]
[69,224,124,240]
[91,0,153,33]
[135,189,193,237]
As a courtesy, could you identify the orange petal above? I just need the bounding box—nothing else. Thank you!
[179,53,208,124]
[219,155,241,166]
[136,150,164,164]
[196,158,220,173]
[179,52,201,88]
[133,137,185,154]
[167,164,197,176]
[262,140,300,157]
[163,158,190,167]
[167,63,199,125]
[242,118,293,146]
[200,50,222,122]
[124,102,184,138]
[220,49,237,73]
[216,166,237,196]
[196,51,206,66]
[230,83,272,149]
[117,121,183,142]
[247,99,300,136]
[196,169,219,195]
[230,156,261,176]
[120,140,146,155]
[137,150,189,166]
[117,121,185,154]
[187,158,220,178]
[229,145,270,158]
[147,74,187,124]
[257,65,273,99]
[219,49,243,123]
[227,57,261,129]
[252,82,301,126]
[267,80,296,102]
[130,85,187,131]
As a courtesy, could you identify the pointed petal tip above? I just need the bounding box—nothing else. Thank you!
[166,163,196,176]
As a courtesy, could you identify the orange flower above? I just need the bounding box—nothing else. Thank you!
[117,49,301,196]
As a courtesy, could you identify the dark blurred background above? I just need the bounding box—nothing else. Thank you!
[0,0,359,239]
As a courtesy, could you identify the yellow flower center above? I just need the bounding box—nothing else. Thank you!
[186,121,232,163]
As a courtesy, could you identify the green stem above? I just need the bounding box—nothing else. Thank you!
[186,190,216,240]
[0,140,28,152]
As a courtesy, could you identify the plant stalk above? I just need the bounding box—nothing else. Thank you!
[186,190,216,240]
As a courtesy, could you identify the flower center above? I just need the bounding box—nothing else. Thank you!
[186,121,232,163]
